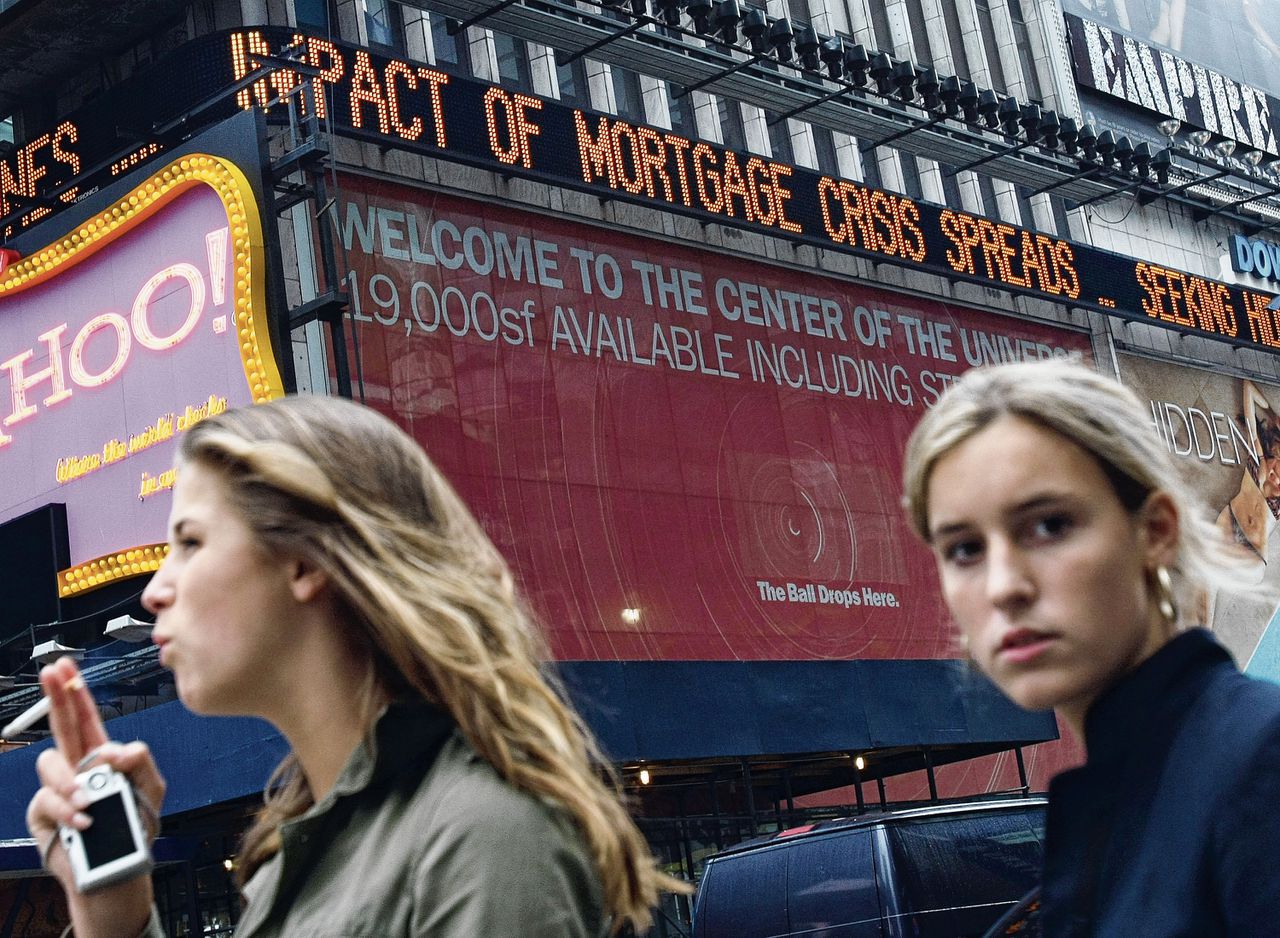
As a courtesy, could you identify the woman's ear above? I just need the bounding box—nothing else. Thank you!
[1140,490,1180,569]
[288,556,330,604]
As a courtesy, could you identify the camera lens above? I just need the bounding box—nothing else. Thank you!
[88,770,108,791]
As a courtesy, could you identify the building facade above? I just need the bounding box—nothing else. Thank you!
[0,0,1277,933]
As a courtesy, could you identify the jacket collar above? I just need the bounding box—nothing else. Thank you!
[1081,628,1231,764]
[321,701,456,806]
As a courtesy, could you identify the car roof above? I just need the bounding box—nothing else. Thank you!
[708,797,1048,860]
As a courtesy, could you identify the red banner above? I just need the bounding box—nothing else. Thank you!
[330,174,1091,661]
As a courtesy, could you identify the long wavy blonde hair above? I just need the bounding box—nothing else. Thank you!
[179,394,686,931]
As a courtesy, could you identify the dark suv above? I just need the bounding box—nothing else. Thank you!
[692,798,1046,938]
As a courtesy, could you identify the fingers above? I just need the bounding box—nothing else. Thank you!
[41,657,108,766]
[29,748,91,847]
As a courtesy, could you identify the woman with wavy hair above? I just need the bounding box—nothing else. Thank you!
[901,357,1280,936]
[26,395,684,937]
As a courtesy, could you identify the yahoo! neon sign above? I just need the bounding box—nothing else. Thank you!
[0,154,283,596]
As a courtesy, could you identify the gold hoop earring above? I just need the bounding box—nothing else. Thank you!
[1154,565,1178,625]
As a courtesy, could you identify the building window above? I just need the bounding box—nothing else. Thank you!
[859,140,882,189]
[813,126,839,176]
[668,84,697,137]
[718,97,745,150]
[975,0,1007,93]
[295,0,334,32]
[363,0,404,52]
[1051,195,1072,238]
[899,153,924,200]
[766,113,794,162]
[557,55,590,108]
[1008,0,1043,100]
[868,2,893,51]
[429,12,470,72]
[1015,185,1035,229]
[941,1,971,79]
[939,162,964,208]
[977,173,1000,217]
[904,0,932,64]
[787,0,809,24]
[493,31,531,92]
[612,67,645,121]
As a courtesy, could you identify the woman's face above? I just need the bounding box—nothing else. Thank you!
[925,415,1176,727]
[142,462,303,718]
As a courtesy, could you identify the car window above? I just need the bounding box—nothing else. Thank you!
[695,849,789,938]
[886,808,1044,938]
[788,830,882,937]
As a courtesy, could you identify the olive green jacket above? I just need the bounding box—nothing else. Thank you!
[141,704,605,937]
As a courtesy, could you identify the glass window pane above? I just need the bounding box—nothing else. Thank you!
[364,0,402,51]
[668,84,697,137]
[766,113,794,162]
[813,126,839,176]
[612,67,644,120]
[493,31,531,92]
[718,97,745,150]
[695,850,789,938]
[295,0,331,31]
[887,808,1044,938]
[860,140,882,189]
[558,55,589,107]
[788,831,881,935]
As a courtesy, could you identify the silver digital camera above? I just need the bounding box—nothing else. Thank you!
[59,765,153,892]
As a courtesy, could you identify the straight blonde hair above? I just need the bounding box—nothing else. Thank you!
[180,395,687,932]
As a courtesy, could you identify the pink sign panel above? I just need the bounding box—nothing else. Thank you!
[0,155,282,597]
[332,174,1092,661]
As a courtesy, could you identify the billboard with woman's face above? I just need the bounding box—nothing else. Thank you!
[1115,353,1280,680]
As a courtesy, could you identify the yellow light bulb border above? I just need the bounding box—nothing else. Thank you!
[0,154,285,597]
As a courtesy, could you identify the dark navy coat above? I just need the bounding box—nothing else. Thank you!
[1041,628,1280,936]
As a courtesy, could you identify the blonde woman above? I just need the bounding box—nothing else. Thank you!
[26,395,684,937]
[901,358,1280,936]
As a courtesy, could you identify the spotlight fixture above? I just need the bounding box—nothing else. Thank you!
[1113,135,1135,172]
[1214,138,1237,159]
[1188,128,1212,148]
[819,35,844,79]
[957,80,980,123]
[686,0,713,33]
[713,0,741,44]
[891,60,916,103]
[1157,117,1181,139]
[1077,123,1098,161]
[1018,103,1042,141]
[1152,147,1172,184]
[741,8,768,52]
[917,66,940,110]
[1057,116,1080,155]
[657,0,682,27]
[639,768,651,785]
[31,639,85,665]
[997,96,1021,135]
[1096,129,1117,167]
[843,43,870,87]
[768,17,794,62]
[976,88,1000,129]
[1241,148,1265,168]
[105,614,154,643]
[1036,110,1061,149]
[869,52,894,95]
[1132,141,1154,177]
[795,24,820,71]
